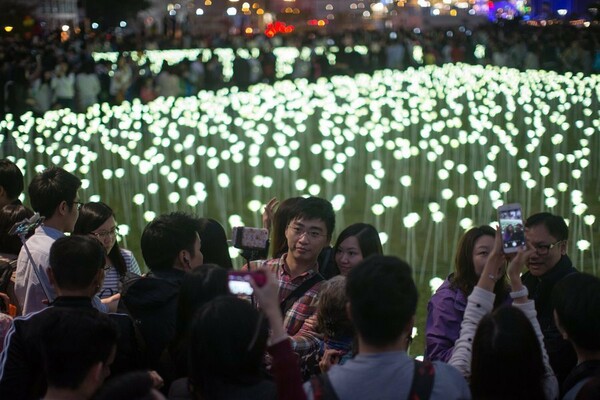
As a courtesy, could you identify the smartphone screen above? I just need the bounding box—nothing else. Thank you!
[498,204,526,253]
[228,275,254,296]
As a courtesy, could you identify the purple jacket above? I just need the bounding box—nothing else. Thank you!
[425,276,467,362]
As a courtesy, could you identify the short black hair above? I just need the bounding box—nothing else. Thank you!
[525,212,568,242]
[0,204,34,254]
[28,167,81,218]
[40,309,117,390]
[289,197,336,239]
[346,255,417,347]
[552,273,600,352]
[93,371,156,400]
[0,159,24,201]
[141,212,199,271]
[49,235,105,291]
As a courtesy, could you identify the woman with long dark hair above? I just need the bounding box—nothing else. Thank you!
[195,218,233,270]
[73,202,140,298]
[334,223,383,276]
[425,225,509,361]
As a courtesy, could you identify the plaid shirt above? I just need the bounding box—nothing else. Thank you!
[249,254,323,355]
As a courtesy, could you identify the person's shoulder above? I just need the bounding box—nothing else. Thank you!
[431,361,471,397]
[119,248,134,258]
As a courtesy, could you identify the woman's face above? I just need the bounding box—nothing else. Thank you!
[472,235,495,276]
[91,216,117,254]
[335,236,364,276]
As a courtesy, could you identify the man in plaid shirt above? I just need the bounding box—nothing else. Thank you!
[248,197,335,356]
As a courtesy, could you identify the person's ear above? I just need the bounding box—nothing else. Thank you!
[405,315,415,336]
[57,200,69,216]
[178,250,191,269]
[86,361,105,390]
[560,241,568,255]
[554,310,568,340]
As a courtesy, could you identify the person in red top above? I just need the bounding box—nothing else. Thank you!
[247,197,335,357]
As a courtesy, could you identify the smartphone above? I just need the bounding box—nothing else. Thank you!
[227,270,267,295]
[231,227,269,250]
[497,203,526,253]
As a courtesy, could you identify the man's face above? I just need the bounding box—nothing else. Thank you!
[188,233,204,270]
[65,195,81,233]
[525,224,566,277]
[285,217,329,265]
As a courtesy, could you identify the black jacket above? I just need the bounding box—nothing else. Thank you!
[120,268,185,369]
[0,297,143,400]
[522,255,579,388]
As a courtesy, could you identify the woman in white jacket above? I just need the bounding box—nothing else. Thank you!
[449,227,559,400]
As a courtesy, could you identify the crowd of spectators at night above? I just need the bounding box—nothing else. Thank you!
[0,20,599,119]
[1,159,600,399]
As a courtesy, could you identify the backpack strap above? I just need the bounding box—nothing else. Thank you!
[409,359,435,400]
[280,272,324,316]
[310,373,341,400]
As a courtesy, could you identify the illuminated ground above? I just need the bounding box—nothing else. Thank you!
[2,63,599,354]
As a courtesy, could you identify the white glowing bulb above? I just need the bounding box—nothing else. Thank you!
[372,204,385,216]
[428,202,440,213]
[441,189,454,200]
[144,211,156,222]
[133,194,145,205]
[459,218,473,230]
[545,197,558,208]
[432,211,445,223]
[576,240,590,251]
[168,192,180,203]
[400,175,412,187]
[247,200,262,212]
[429,277,444,294]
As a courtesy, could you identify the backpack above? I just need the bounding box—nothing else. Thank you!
[310,359,435,400]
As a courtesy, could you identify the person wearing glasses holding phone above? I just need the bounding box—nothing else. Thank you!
[522,212,579,389]
[73,202,141,299]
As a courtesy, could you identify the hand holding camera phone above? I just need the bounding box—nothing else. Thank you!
[227,270,267,296]
[497,203,526,253]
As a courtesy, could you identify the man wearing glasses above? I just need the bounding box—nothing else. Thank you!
[248,196,335,358]
[14,167,85,315]
[522,212,579,389]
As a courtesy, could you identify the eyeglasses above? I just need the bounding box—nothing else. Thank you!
[92,227,118,240]
[533,240,565,255]
[71,201,84,211]
[288,225,326,239]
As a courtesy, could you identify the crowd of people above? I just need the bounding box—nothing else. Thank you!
[0,159,599,399]
[1,21,599,118]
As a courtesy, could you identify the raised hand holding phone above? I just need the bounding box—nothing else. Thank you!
[506,246,536,303]
[497,203,527,254]
[250,270,287,343]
